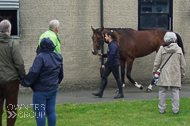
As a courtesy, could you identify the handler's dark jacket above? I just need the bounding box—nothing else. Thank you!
[0,32,25,84]
[103,40,120,67]
[21,38,63,92]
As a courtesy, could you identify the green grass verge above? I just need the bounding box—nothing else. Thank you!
[2,97,190,126]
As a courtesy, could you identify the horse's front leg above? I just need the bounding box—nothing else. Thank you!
[126,58,143,90]
[115,60,125,93]
[120,59,126,87]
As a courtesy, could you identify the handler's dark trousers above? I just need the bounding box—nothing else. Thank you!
[102,65,123,93]
[0,80,20,126]
[158,86,180,114]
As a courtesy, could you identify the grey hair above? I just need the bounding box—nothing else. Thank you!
[0,20,11,33]
[164,32,177,42]
[49,20,59,31]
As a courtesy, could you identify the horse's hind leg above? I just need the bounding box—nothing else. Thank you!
[126,58,143,90]
[146,80,154,92]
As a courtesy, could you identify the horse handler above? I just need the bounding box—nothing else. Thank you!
[153,32,186,114]
[92,30,124,99]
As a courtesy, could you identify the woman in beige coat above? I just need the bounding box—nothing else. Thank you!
[153,32,186,114]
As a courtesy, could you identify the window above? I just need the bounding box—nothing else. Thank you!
[138,0,173,31]
[0,0,20,38]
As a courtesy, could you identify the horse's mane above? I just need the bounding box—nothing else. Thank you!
[104,28,134,31]
[95,28,134,31]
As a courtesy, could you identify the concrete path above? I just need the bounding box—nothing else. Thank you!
[17,84,190,106]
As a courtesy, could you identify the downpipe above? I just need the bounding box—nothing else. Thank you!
[100,0,104,77]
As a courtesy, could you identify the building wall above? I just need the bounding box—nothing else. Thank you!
[18,0,190,93]
[173,0,190,84]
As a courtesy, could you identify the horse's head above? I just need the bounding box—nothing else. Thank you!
[0,15,12,22]
[91,26,104,55]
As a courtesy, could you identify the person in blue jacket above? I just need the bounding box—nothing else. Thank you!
[92,30,124,99]
[21,38,63,126]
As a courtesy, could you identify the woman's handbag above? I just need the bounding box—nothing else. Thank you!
[151,53,173,85]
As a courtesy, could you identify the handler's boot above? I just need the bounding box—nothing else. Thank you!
[92,80,107,98]
[114,80,124,99]
[114,92,124,99]
[92,89,103,98]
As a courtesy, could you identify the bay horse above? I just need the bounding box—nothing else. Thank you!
[91,26,184,92]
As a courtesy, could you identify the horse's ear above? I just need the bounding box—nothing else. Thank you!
[91,26,95,31]
[99,27,104,32]
[0,15,3,22]
[7,15,12,20]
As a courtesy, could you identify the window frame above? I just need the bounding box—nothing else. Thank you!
[0,0,20,38]
[138,0,173,31]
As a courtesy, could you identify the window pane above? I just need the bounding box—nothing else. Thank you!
[0,10,18,36]
[141,0,169,13]
[140,14,168,29]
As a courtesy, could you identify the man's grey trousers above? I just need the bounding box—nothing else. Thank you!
[158,86,180,114]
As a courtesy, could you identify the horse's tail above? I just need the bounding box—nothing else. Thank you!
[175,33,185,55]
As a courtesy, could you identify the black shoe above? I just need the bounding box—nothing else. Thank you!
[159,111,166,114]
[173,111,179,114]
[92,92,103,98]
[114,93,124,99]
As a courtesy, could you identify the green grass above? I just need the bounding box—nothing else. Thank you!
[2,98,190,126]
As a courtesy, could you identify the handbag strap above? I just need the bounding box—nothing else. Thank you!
[160,53,173,70]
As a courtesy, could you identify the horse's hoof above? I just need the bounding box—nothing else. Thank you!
[135,82,143,90]
[146,88,152,93]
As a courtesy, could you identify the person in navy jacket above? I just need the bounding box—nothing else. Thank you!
[92,30,124,99]
[21,38,63,126]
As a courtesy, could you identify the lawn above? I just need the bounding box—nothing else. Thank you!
[2,98,190,126]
